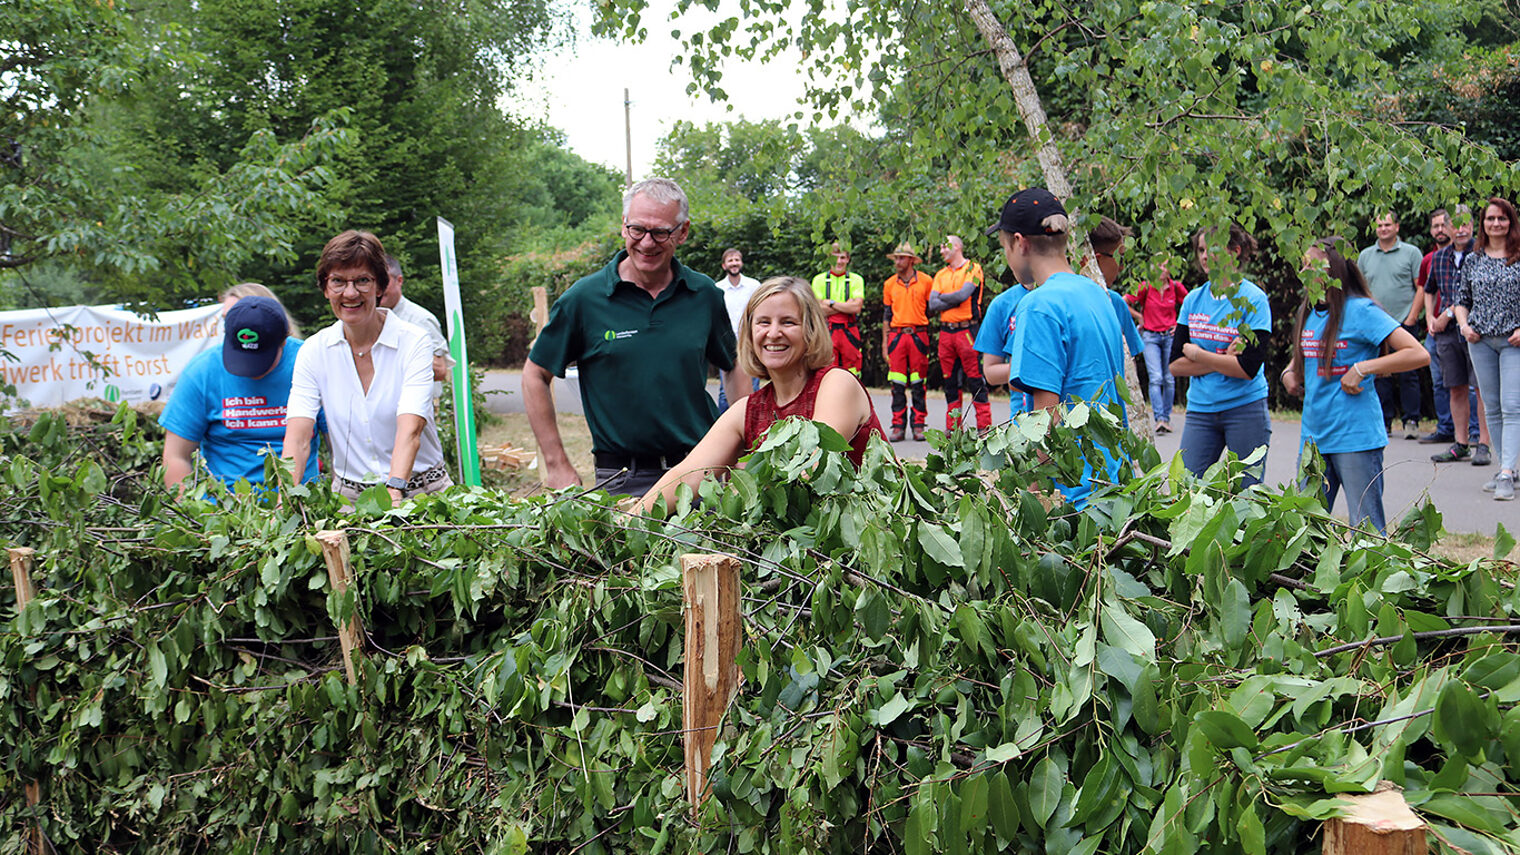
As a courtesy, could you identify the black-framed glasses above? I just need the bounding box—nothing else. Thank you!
[625,223,680,244]
[326,275,376,294]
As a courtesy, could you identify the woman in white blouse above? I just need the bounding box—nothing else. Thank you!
[281,230,451,503]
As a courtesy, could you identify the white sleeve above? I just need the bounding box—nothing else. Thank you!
[396,329,435,419]
[287,340,323,420]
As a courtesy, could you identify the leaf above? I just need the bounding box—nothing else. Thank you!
[918,522,965,568]
[871,692,913,727]
[1237,798,1265,854]
[1028,756,1063,828]
[147,643,168,690]
[1495,523,1515,559]
[1432,681,1490,760]
[1101,602,1156,659]
[1193,710,1258,751]
[1219,578,1250,649]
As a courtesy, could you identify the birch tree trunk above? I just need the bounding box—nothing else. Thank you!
[962,0,1154,441]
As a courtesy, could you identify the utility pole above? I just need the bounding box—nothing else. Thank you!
[624,88,633,188]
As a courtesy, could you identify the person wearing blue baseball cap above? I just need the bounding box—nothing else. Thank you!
[159,292,323,493]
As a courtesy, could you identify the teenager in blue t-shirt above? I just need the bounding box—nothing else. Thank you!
[1170,224,1273,487]
[989,187,1128,509]
[974,276,1033,416]
[1281,239,1428,533]
[160,296,322,492]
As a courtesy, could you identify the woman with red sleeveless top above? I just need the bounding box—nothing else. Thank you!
[640,276,885,512]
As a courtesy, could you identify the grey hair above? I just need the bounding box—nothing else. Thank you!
[623,177,690,225]
[385,254,403,279]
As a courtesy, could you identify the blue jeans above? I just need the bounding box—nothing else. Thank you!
[1180,398,1271,488]
[1468,336,1520,473]
[1301,447,1387,533]
[1141,329,1175,424]
[717,372,762,413]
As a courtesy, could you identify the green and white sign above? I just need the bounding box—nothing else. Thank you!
[437,217,481,487]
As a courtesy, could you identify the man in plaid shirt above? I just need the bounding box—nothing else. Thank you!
[1423,205,1492,465]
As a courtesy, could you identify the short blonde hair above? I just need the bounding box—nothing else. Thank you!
[735,276,833,379]
[220,282,301,337]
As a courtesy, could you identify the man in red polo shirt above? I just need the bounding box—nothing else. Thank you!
[882,243,933,441]
[929,235,990,432]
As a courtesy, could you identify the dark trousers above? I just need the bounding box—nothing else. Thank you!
[887,327,929,428]
[1375,369,1421,428]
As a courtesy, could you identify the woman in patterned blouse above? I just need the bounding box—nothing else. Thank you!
[1454,197,1520,501]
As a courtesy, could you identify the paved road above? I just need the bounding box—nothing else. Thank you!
[479,370,1510,535]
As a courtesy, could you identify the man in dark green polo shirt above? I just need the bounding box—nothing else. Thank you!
[523,177,746,497]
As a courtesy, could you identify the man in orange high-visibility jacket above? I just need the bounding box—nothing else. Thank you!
[882,242,933,442]
[810,242,866,375]
[928,234,990,432]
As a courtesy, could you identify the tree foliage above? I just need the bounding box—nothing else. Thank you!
[599,0,1519,283]
[6,405,1520,852]
[0,0,348,304]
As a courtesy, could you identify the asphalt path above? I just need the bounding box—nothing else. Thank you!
[479,369,1511,536]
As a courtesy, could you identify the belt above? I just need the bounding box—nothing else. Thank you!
[941,321,973,332]
[339,464,449,494]
[892,325,929,332]
[829,320,858,329]
[594,449,690,471]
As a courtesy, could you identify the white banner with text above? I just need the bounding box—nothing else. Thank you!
[0,303,223,409]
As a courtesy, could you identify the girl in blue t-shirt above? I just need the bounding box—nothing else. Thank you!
[1281,239,1428,533]
[1170,224,1273,487]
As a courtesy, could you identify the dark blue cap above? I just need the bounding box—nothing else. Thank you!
[223,296,289,377]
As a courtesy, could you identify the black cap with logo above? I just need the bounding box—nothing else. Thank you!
[985,187,1070,236]
[222,296,289,377]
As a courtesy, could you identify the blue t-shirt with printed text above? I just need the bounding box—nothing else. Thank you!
[975,285,1033,414]
[159,340,323,488]
[1008,272,1129,508]
[1177,278,1271,413]
[1299,297,1399,455]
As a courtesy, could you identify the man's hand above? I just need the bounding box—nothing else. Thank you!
[1429,313,1449,333]
[543,458,582,490]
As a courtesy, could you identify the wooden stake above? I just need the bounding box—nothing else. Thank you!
[1322,783,1426,855]
[9,547,44,855]
[681,554,742,817]
[316,530,363,686]
[10,546,36,608]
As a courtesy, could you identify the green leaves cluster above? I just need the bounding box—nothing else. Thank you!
[5,405,1520,852]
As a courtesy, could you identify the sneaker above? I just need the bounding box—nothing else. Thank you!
[1496,473,1515,502]
[1156,421,1172,434]
[1472,443,1492,467]
[1431,443,1470,462]
[889,425,905,442]
[1403,420,1421,440]
[1483,477,1498,493]
[1418,431,1455,444]
[912,426,926,442]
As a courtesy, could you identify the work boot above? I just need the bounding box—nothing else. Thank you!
[912,426,926,442]
[889,425,905,443]
[1431,443,1470,462]
[1471,443,1492,466]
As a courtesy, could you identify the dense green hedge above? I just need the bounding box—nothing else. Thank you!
[3,405,1520,853]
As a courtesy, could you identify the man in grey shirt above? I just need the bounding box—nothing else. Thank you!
[1358,211,1425,438]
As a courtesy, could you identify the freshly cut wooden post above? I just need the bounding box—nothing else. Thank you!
[10,546,36,608]
[9,547,44,855]
[1322,783,1426,854]
[316,530,364,685]
[681,554,742,816]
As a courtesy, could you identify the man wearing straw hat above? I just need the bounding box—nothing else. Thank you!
[882,242,933,441]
